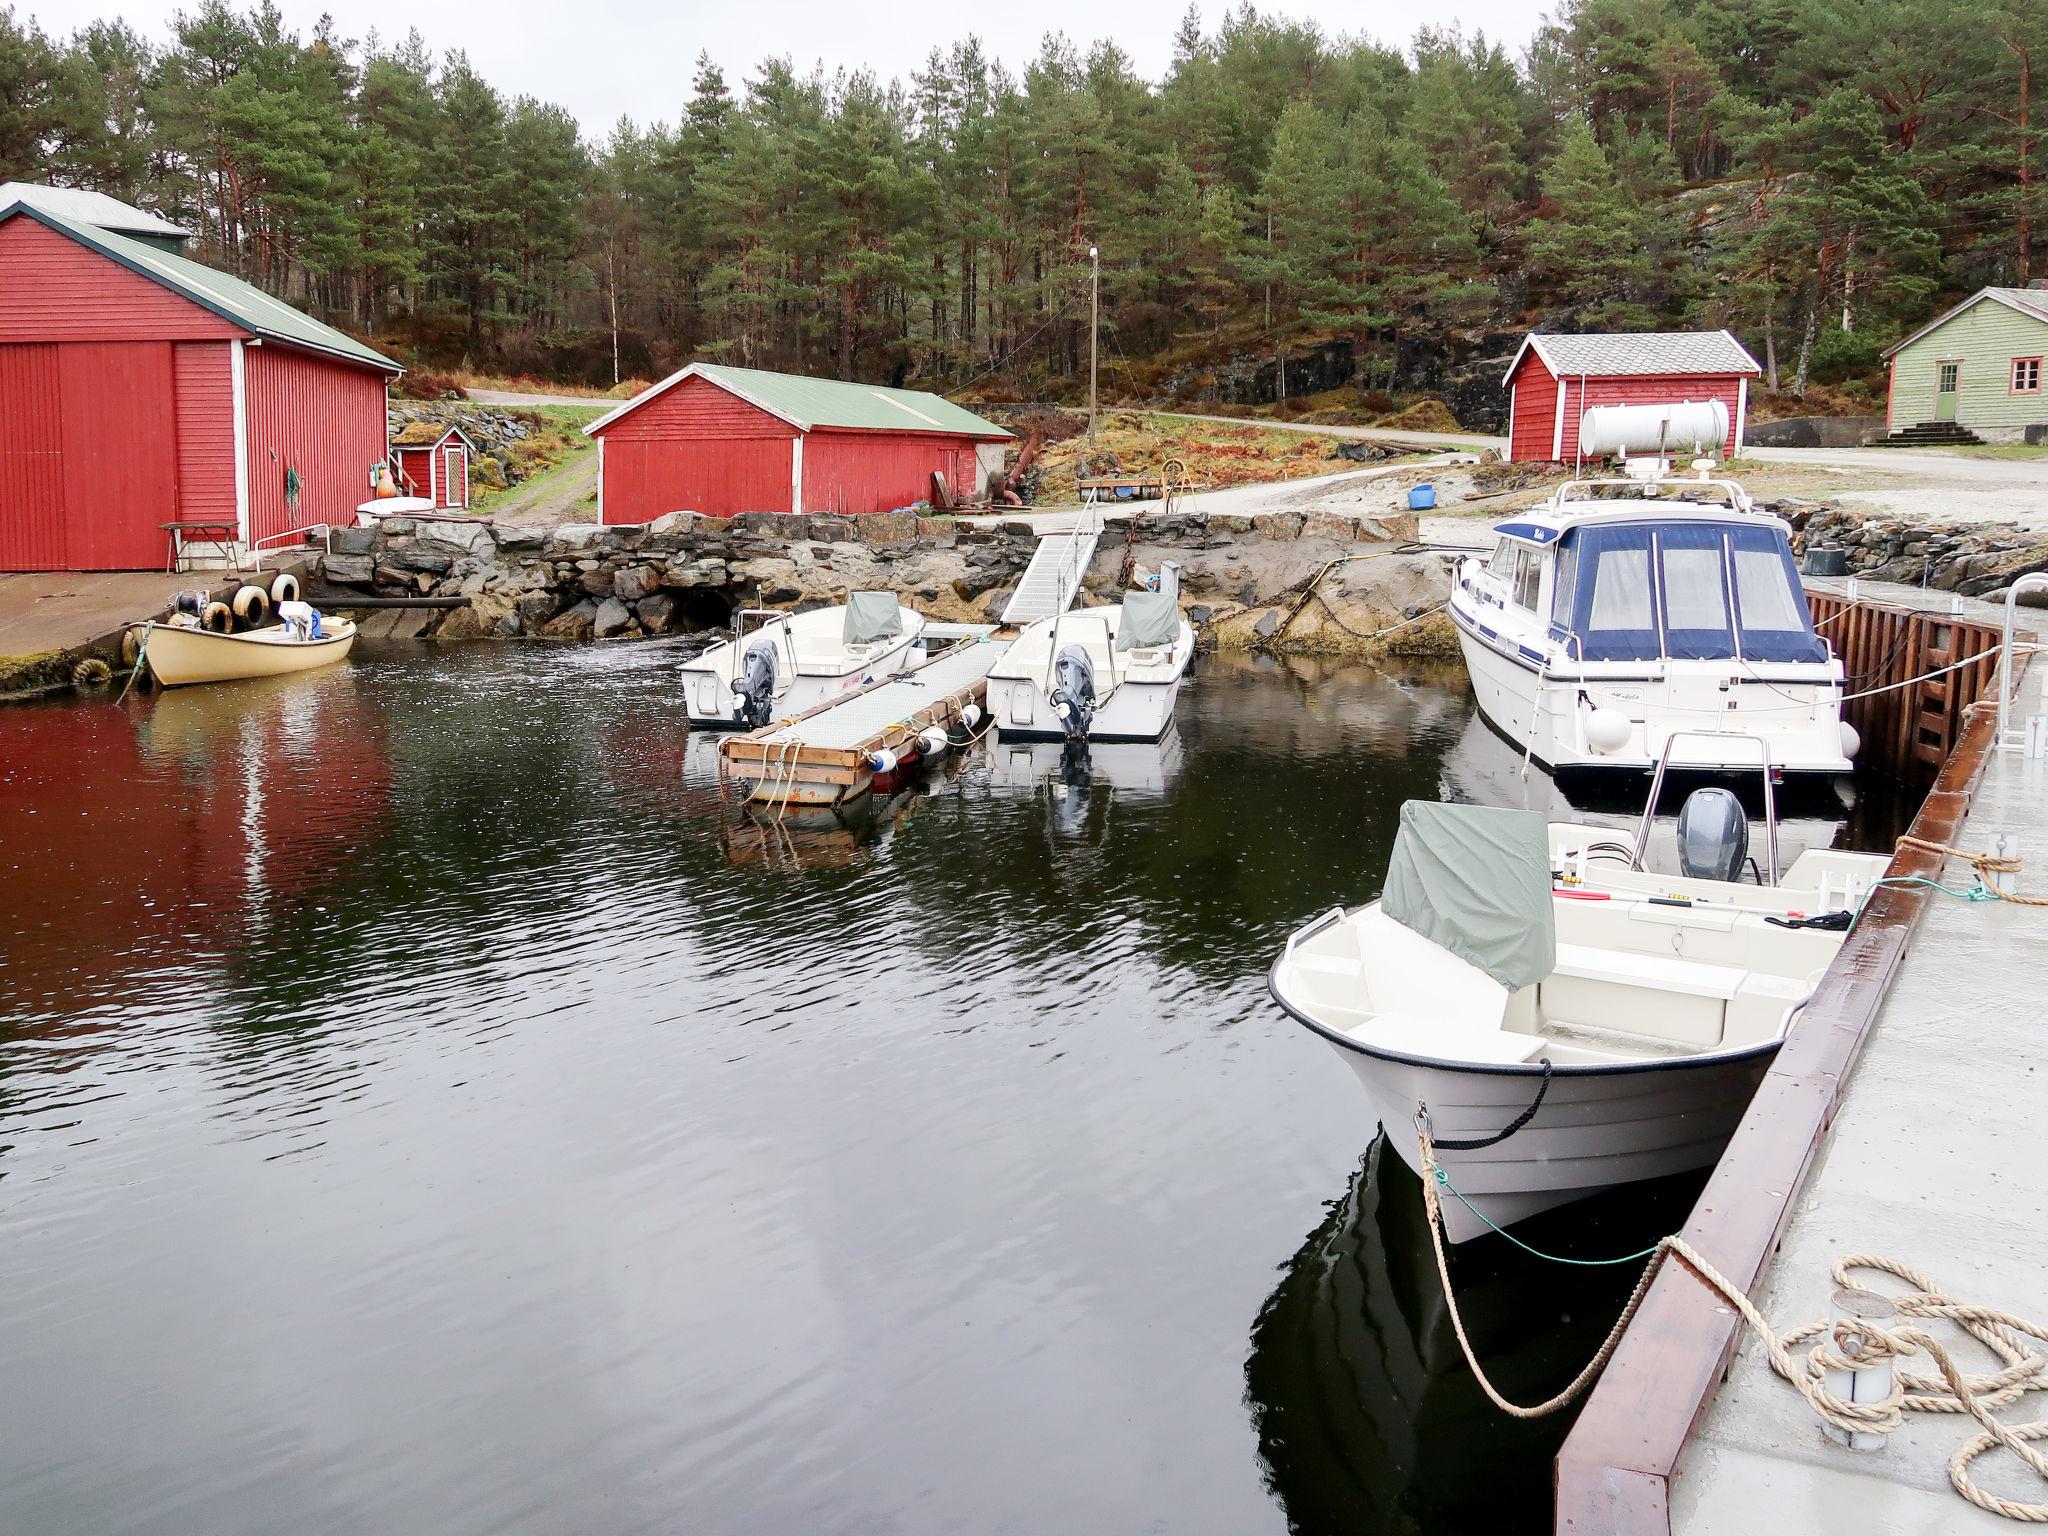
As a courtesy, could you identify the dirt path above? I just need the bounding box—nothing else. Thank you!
[467,387,617,410]
[479,449,599,527]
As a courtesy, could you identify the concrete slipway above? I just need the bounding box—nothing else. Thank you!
[1673,745,2048,1531]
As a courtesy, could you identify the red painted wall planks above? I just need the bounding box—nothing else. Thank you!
[593,374,797,521]
[0,218,241,344]
[801,429,976,515]
[1507,355,1559,461]
[243,343,388,546]
[0,344,66,569]
[173,341,236,527]
[57,341,179,569]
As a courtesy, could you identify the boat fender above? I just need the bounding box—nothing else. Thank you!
[231,584,271,628]
[1839,721,1861,760]
[201,601,234,634]
[1584,707,1632,755]
[121,627,144,666]
[866,748,899,774]
[918,726,949,759]
[958,703,983,731]
[269,572,301,605]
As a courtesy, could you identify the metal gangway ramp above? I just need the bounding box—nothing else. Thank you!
[1000,511,1102,625]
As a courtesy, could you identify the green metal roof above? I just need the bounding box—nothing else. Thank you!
[588,362,1012,438]
[0,198,400,373]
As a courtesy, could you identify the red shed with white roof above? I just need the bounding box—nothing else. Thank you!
[1503,331,1760,464]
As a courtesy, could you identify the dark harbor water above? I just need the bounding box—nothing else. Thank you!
[0,645,1909,1536]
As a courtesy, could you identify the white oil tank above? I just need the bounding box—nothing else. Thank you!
[1578,399,1729,459]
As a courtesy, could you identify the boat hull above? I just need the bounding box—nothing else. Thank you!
[1314,1037,1771,1242]
[1451,604,1852,776]
[988,675,1183,742]
[680,631,921,728]
[143,620,357,688]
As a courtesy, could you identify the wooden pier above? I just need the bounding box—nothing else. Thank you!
[718,634,1009,808]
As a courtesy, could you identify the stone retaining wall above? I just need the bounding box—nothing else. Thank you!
[317,507,1424,645]
[1784,503,2048,599]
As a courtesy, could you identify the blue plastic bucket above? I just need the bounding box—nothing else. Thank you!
[1408,483,1436,511]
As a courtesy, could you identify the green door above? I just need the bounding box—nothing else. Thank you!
[1935,361,1960,421]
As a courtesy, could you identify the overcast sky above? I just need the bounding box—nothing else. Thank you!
[22,0,1547,137]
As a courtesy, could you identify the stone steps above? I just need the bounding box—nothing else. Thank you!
[1875,421,1984,447]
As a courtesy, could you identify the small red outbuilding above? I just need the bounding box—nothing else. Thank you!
[391,422,474,510]
[584,362,1014,523]
[1503,331,1760,463]
[0,189,399,572]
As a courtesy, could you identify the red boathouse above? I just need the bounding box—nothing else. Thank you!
[0,190,399,572]
[584,362,1014,523]
[1503,332,1760,463]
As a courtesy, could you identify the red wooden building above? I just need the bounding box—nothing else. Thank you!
[391,421,474,510]
[1503,331,1760,463]
[0,192,399,572]
[584,362,1013,522]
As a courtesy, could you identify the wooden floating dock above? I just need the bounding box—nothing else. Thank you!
[719,633,1010,808]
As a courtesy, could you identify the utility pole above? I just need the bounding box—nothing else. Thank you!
[1088,244,1100,453]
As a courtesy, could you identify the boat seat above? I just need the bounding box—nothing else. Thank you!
[1552,943,1744,1000]
[1338,1012,1548,1066]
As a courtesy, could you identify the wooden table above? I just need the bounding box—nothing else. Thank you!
[159,520,240,573]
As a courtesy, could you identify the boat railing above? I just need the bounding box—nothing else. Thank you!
[1631,730,1780,885]
[1995,574,2048,751]
[1545,474,1756,516]
[729,607,798,688]
[1283,906,1348,959]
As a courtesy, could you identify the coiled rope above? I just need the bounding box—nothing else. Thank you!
[1417,1127,2048,1519]
[1897,833,2048,906]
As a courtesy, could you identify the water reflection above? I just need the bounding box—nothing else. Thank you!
[1246,1137,1706,1536]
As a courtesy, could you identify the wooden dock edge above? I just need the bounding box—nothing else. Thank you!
[1552,666,2014,1536]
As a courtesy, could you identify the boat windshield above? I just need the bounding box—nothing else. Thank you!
[1556,522,1824,663]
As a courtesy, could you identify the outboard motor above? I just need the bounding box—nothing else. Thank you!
[734,636,778,729]
[1675,787,1751,882]
[1049,644,1097,741]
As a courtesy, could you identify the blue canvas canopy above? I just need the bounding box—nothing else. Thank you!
[1554,521,1825,664]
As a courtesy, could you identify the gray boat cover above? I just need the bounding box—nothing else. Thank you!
[1381,800,1556,990]
[843,591,904,645]
[1115,584,1180,651]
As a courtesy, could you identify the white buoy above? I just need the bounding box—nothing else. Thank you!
[1822,1288,1898,1452]
[866,748,899,773]
[1585,708,1633,755]
[1839,721,1861,760]
[919,726,949,759]
[958,703,983,731]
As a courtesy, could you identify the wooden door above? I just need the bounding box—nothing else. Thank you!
[445,445,466,508]
[1934,360,1960,421]
[0,344,66,570]
[58,342,179,569]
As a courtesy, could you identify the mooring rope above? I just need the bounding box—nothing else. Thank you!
[1417,1127,2048,1519]
[1896,833,2048,907]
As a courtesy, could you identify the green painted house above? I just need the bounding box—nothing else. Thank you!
[1883,285,2048,442]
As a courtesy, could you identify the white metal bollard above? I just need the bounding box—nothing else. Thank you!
[1823,1287,1898,1451]
[1988,834,2021,895]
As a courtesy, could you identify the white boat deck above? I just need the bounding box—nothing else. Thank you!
[755,640,1011,751]
[1672,748,2048,1533]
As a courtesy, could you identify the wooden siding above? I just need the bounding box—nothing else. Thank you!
[801,429,976,514]
[243,344,388,545]
[592,373,798,521]
[172,341,236,527]
[1510,357,1745,462]
[58,342,179,568]
[0,218,242,344]
[1888,297,2048,429]
[1506,354,1559,460]
[0,344,66,569]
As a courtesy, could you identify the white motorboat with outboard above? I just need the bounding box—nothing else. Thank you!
[1448,459,1856,776]
[680,593,923,729]
[988,566,1194,742]
[1269,738,1890,1241]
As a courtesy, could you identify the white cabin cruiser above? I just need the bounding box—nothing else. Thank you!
[680,593,923,729]
[1270,755,1889,1241]
[1449,465,1856,776]
[989,569,1195,742]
